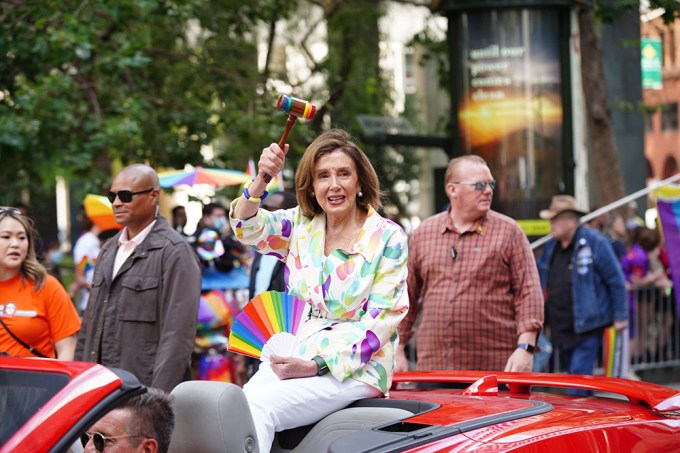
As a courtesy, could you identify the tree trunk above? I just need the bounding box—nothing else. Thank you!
[578,8,632,217]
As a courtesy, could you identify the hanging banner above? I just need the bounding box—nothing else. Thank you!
[455,9,564,219]
[641,38,662,90]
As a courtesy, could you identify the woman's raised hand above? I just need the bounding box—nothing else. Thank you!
[257,143,288,180]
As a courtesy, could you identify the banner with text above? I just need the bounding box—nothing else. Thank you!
[455,9,565,219]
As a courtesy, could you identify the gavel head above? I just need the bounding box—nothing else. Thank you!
[277,95,316,120]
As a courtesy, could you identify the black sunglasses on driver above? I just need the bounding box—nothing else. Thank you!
[80,431,142,452]
[107,188,154,203]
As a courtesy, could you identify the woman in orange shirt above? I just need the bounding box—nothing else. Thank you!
[0,207,80,359]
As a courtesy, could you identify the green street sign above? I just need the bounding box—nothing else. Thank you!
[641,38,662,90]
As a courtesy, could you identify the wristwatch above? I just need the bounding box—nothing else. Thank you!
[311,355,329,376]
[517,343,535,354]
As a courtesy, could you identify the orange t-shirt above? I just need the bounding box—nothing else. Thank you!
[0,274,81,358]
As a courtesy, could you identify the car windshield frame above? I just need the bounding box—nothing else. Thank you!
[0,369,69,445]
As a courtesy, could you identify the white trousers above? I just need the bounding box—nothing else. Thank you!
[243,363,381,453]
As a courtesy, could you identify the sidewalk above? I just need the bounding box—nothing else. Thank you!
[635,366,680,390]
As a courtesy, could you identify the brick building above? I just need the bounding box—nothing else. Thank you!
[642,16,680,180]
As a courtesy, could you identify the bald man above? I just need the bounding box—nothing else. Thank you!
[397,155,543,374]
[76,164,201,392]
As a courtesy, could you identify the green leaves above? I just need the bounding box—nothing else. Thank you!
[2,1,263,189]
[1,0,421,217]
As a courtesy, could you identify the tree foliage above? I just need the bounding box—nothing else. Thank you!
[597,0,680,24]
[1,0,299,201]
[1,0,421,216]
[321,0,420,214]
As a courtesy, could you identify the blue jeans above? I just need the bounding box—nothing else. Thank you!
[558,333,602,396]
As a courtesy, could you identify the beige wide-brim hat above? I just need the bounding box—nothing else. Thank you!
[539,195,588,220]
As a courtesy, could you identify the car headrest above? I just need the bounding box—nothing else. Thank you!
[169,381,258,453]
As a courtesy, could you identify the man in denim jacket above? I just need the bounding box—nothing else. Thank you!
[536,196,627,392]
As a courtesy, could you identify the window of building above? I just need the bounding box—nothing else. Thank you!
[403,48,416,94]
[644,110,654,133]
[669,27,676,66]
[661,33,667,68]
[662,155,679,179]
[661,102,678,131]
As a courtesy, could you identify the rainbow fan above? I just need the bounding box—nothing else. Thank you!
[228,291,308,359]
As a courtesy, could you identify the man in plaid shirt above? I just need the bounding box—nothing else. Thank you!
[396,155,543,372]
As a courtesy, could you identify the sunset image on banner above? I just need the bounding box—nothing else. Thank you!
[459,95,563,149]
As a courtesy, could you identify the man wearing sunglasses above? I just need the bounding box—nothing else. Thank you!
[397,155,543,375]
[80,387,174,453]
[75,164,202,393]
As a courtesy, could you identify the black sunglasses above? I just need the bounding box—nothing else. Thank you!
[107,188,154,203]
[80,431,141,452]
[452,180,496,191]
[0,206,22,216]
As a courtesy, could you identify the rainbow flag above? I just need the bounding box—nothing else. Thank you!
[266,172,285,193]
[197,290,235,332]
[76,257,96,280]
[656,192,680,317]
[245,158,284,193]
[602,326,629,378]
[245,158,257,180]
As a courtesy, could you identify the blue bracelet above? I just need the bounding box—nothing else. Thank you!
[243,179,268,202]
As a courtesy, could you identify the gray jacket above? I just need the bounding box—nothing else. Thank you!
[75,216,201,392]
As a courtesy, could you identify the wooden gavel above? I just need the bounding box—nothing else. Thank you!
[262,95,316,183]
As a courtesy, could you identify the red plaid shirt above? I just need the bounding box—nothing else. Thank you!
[399,209,543,371]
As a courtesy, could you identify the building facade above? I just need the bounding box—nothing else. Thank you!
[642,17,680,180]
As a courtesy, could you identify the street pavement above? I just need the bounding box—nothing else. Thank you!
[635,366,680,390]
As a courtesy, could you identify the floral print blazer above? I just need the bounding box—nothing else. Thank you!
[230,202,409,394]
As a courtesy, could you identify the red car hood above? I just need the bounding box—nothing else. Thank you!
[370,372,680,452]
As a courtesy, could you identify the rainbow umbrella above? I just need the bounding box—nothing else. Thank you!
[83,194,122,231]
[158,165,249,188]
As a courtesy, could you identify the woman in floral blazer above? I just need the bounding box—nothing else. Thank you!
[230,129,409,452]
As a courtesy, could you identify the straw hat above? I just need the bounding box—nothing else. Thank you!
[539,195,587,220]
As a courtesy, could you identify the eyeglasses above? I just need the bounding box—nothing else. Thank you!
[452,180,496,191]
[80,432,141,452]
[107,188,154,203]
[0,206,22,216]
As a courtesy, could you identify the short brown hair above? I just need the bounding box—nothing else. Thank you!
[444,155,488,187]
[634,226,660,252]
[120,387,174,453]
[295,129,382,217]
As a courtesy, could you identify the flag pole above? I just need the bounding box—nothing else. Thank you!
[531,173,680,250]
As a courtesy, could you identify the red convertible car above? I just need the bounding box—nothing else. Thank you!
[2,356,680,452]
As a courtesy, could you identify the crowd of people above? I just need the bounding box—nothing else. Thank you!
[0,127,676,451]
[591,209,676,367]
